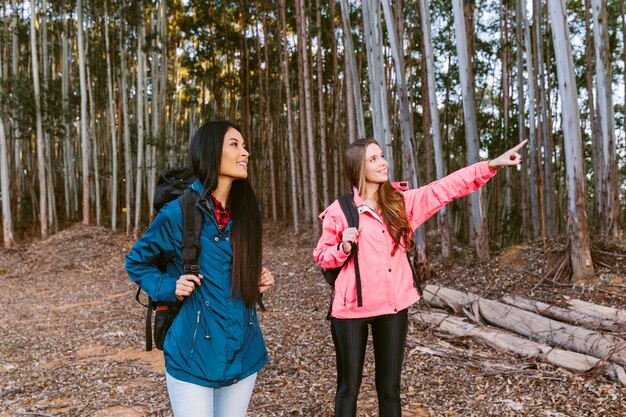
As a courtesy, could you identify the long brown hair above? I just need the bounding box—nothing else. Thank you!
[344,138,414,255]
[189,120,262,307]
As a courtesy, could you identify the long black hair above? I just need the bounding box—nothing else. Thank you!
[188,120,262,307]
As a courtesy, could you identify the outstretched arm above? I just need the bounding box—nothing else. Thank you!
[404,140,528,230]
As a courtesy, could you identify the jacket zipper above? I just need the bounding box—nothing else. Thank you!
[191,310,201,353]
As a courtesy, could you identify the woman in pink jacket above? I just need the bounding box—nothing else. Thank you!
[314,138,527,417]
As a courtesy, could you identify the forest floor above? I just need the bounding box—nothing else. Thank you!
[1,222,625,417]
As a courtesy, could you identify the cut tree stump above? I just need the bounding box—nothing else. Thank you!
[422,285,626,367]
[413,310,626,386]
[501,295,625,333]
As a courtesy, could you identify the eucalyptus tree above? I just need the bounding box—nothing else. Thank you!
[0,114,14,247]
[381,0,416,186]
[534,0,554,237]
[279,0,299,232]
[31,0,48,237]
[296,0,319,232]
[419,0,450,257]
[134,7,146,237]
[104,0,118,231]
[362,0,393,177]
[119,2,132,235]
[523,3,540,239]
[315,0,329,209]
[339,0,365,141]
[591,0,620,237]
[77,0,89,225]
[451,0,489,261]
[547,0,594,280]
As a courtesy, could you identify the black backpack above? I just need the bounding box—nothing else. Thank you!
[321,193,423,319]
[135,167,203,351]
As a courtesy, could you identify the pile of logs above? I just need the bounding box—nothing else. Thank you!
[414,285,626,386]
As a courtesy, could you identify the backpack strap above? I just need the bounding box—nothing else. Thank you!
[337,193,362,307]
[178,189,203,274]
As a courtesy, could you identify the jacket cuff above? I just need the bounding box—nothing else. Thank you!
[157,277,178,303]
[480,160,498,177]
[335,243,350,262]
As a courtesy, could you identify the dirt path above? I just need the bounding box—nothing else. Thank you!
[1,224,624,416]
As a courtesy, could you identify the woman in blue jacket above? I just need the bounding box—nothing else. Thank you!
[126,120,274,417]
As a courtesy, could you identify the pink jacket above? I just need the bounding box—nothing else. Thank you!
[313,161,497,319]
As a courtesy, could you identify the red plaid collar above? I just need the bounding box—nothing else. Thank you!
[210,195,231,231]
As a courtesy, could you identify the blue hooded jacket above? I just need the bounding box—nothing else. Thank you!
[125,180,268,387]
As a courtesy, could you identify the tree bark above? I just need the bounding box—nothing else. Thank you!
[120,3,132,235]
[134,14,146,237]
[423,285,626,366]
[591,0,620,237]
[0,115,15,247]
[565,299,626,324]
[31,0,48,237]
[547,0,594,280]
[451,0,488,260]
[414,310,626,386]
[104,0,118,231]
[296,0,319,233]
[502,295,625,333]
[279,0,299,233]
[77,0,89,226]
[339,0,365,140]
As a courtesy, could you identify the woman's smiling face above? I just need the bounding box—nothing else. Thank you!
[364,143,388,185]
[219,127,249,181]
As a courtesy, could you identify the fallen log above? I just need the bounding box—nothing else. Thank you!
[422,285,626,367]
[413,310,626,386]
[501,295,625,333]
[566,299,626,324]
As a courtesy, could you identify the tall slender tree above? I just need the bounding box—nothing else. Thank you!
[548,0,594,280]
[31,0,48,237]
[451,0,489,260]
[591,0,620,237]
[77,0,90,225]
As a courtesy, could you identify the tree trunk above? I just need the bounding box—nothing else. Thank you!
[381,0,416,187]
[566,299,626,324]
[423,285,626,366]
[591,0,620,237]
[414,310,626,386]
[279,0,299,233]
[523,10,540,239]
[77,0,89,226]
[451,0,488,260]
[339,0,365,139]
[502,295,626,333]
[120,4,132,235]
[515,0,529,241]
[0,115,14,247]
[547,0,594,280]
[11,0,23,221]
[315,0,329,208]
[134,14,146,237]
[586,0,602,232]
[296,0,319,233]
[363,0,393,177]
[104,1,118,231]
[535,0,555,238]
[31,0,48,237]
[420,0,450,257]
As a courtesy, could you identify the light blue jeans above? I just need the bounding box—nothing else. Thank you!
[166,372,257,417]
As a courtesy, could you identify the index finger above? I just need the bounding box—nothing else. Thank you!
[511,139,528,152]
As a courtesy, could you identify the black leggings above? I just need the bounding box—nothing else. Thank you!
[330,309,408,417]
